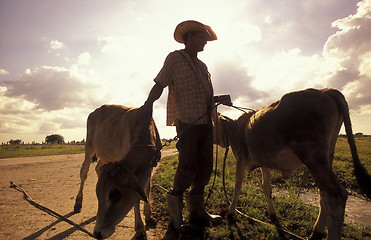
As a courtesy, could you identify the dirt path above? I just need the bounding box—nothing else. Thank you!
[0,149,369,239]
[0,149,177,240]
[298,190,371,227]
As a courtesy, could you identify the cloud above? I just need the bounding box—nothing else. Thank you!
[210,0,371,114]
[5,66,103,111]
[0,87,44,136]
[49,40,65,50]
[324,0,371,111]
[0,69,9,75]
[0,85,89,142]
[238,0,355,55]
[212,59,268,107]
[77,52,92,65]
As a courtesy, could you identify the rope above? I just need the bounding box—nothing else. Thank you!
[161,103,222,148]
[231,105,255,113]
[205,120,219,204]
[153,183,170,193]
[9,182,96,239]
[220,149,306,240]
[222,146,230,203]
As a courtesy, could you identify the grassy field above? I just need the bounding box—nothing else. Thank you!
[0,140,177,159]
[0,144,85,159]
[152,137,371,239]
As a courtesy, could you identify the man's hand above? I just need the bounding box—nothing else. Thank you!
[139,100,154,119]
[139,82,164,119]
[214,95,232,106]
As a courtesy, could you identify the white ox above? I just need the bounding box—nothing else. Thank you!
[213,89,371,240]
[73,104,162,239]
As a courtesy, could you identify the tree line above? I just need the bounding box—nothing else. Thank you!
[6,134,85,145]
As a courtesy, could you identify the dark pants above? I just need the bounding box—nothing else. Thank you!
[171,121,213,195]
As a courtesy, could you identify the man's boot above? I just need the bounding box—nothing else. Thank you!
[167,193,183,231]
[186,193,222,226]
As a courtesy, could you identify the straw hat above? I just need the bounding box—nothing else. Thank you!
[174,20,217,43]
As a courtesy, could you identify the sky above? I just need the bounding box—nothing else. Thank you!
[1,0,370,144]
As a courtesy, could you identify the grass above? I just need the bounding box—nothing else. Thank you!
[151,137,371,239]
[0,140,176,159]
[0,144,85,159]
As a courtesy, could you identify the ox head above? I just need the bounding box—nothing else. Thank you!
[93,152,151,239]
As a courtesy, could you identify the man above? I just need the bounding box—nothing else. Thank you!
[144,20,231,231]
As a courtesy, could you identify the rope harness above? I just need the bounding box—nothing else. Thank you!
[9,182,96,238]
[161,102,222,148]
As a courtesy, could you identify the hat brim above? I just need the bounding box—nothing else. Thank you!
[174,20,217,43]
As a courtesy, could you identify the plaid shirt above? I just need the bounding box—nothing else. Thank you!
[155,50,214,126]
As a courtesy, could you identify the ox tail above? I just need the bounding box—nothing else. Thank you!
[326,89,371,199]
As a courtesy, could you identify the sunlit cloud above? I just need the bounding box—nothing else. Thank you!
[0,69,9,75]
[49,40,65,50]
[323,0,371,111]
[77,52,92,65]
[5,66,104,111]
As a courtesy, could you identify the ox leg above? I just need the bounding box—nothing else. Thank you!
[228,157,247,216]
[308,190,327,240]
[261,167,277,222]
[305,155,347,240]
[74,148,94,213]
[95,159,106,177]
[134,200,146,238]
[143,179,155,226]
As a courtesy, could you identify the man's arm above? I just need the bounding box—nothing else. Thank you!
[145,82,164,105]
[140,82,164,117]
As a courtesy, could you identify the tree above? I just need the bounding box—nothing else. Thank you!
[45,134,65,144]
[9,139,22,145]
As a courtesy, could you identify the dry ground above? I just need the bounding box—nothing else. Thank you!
[0,149,369,239]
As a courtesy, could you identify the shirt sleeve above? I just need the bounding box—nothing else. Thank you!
[154,52,176,88]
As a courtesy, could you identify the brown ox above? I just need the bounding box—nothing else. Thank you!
[73,104,162,239]
[213,88,371,240]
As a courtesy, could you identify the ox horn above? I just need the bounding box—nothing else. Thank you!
[133,185,148,203]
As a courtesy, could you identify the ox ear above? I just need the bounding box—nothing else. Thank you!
[120,161,148,203]
[123,169,148,203]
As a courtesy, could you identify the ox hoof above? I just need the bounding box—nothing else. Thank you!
[269,214,279,224]
[73,204,82,213]
[134,232,147,240]
[93,231,103,240]
[308,231,326,240]
[145,218,156,228]
[226,213,237,224]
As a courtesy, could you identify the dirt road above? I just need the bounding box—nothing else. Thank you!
[0,150,177,240]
